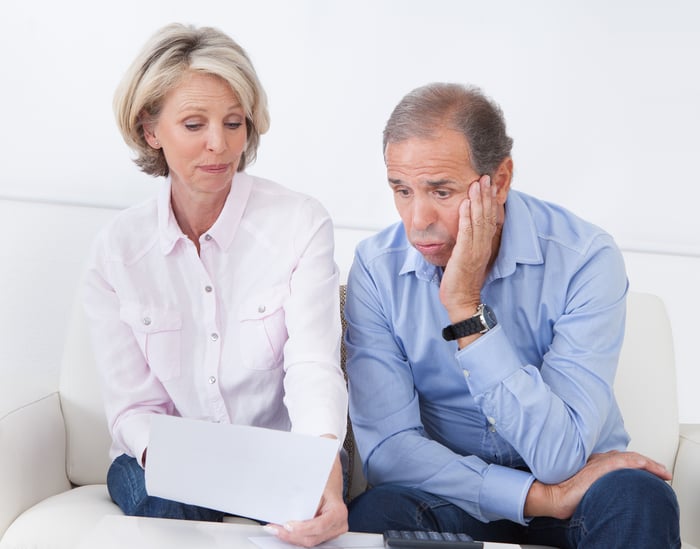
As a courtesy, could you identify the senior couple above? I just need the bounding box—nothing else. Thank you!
[83,23,680,548]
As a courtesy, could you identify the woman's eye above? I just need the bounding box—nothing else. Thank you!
[225,122,243,130]
[184,123,203,131]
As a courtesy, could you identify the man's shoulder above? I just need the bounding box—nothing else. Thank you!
[513,190,616,254]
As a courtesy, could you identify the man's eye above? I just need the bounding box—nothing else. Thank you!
[434,190,451,198]
[395,189,410,197]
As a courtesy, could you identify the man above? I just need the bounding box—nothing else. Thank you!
[344,83,679,548]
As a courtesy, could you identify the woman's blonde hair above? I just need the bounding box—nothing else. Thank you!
[113,23,270,176]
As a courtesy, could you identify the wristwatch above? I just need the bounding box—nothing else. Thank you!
[442,303,497,341]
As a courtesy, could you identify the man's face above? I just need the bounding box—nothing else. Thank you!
[386,129,481,267]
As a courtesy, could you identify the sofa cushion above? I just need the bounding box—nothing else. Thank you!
[614,292,679,471]
[0,485,121,549]
[58,300,112,487]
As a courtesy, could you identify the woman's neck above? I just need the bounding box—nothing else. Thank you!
[170,185,230,253]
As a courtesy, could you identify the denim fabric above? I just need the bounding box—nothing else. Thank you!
[107,454,226,522]
[348,469,680,548]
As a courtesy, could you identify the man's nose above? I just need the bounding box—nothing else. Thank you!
[411,195,435,231]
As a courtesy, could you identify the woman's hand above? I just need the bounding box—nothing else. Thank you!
[264,451,348,547]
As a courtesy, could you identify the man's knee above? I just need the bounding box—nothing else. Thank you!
[588,468,678,515]
[582,468,680,545]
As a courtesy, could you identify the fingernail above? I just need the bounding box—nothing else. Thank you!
[284,522,294,532]
[262,525,279,536]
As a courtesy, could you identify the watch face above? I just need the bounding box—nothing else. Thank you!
[482,305,497,328]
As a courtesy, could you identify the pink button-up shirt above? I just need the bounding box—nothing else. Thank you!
[83,173,347,463]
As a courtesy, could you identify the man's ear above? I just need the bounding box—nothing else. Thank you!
[492,157,513,204]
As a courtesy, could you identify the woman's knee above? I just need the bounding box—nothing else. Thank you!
[107,454,150,515]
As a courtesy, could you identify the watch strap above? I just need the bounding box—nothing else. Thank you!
[442,303,496,341]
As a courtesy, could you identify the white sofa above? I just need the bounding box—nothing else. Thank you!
[1,197,699,548]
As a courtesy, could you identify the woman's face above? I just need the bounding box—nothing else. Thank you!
[145,71,247,201]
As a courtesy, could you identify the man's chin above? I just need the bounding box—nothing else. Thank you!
[413,246,449,268]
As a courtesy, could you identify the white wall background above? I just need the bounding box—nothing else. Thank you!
[1,0,699,420]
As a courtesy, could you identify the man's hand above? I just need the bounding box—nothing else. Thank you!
[439,175,500,330]
[264,452,348,547]
[524,450,672,520]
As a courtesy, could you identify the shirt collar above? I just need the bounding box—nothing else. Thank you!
[157,172,253,255]
[396,189,543,284]
[488,190,543,281]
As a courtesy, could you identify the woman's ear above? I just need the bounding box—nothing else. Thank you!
[493,157,513,204]
[142,117,160,149]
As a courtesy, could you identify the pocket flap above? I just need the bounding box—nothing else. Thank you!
[120,303,183,333]
[238,286,288,321]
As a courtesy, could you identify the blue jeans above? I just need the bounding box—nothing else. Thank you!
[348,469,680,548]
[107,454,226,521]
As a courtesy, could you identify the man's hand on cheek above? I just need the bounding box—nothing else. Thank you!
[439,175,499,323]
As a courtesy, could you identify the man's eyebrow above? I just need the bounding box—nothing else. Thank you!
[388,178,454,186]
[425,179,454,187]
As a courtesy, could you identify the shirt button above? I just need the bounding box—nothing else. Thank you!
[210,333,219,341]
[205,285,213,293]
[462,370,470,379]
[487,416,496,425]
[142,317,151,326]
[258,305,266,313]
[208,376,216,384]
[205,234,212,241]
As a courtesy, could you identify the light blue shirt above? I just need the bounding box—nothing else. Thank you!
[344,189,630,525]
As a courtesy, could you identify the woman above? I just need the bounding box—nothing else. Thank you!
[83,23,348,547]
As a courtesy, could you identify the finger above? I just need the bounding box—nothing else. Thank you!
[631,454,672,481]
[272,522,320,548]
[457,198,471,236]
[478,175,493,221]
[276,520,341,549]
[468,180,484,227]
[481,174,498,225]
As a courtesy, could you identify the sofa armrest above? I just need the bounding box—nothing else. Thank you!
[0,391,71,538]
[674,423,700,548]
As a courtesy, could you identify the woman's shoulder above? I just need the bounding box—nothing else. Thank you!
[93,197,159,263]
[244,173,330,217]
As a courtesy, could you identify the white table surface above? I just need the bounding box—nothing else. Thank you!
[76,515,525,549]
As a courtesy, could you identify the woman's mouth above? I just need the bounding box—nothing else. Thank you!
[199,164,229,174]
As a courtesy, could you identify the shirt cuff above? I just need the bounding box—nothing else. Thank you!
[456,324,522,395]
[480,463,535,524]
[120,413,152,468]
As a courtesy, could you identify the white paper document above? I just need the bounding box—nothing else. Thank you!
[145,415,339,525]
[249,532,383,548]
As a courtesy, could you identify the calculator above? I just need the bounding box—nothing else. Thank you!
[383,530,484,548]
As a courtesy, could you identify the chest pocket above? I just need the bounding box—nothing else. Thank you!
[238,288,288,370]
[120,304,182,381]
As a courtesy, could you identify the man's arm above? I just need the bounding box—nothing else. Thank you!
[440,178,633,483]
[345,248,534,524]
[524,450,671,519]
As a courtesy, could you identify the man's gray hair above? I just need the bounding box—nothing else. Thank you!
[383,83,513,176]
